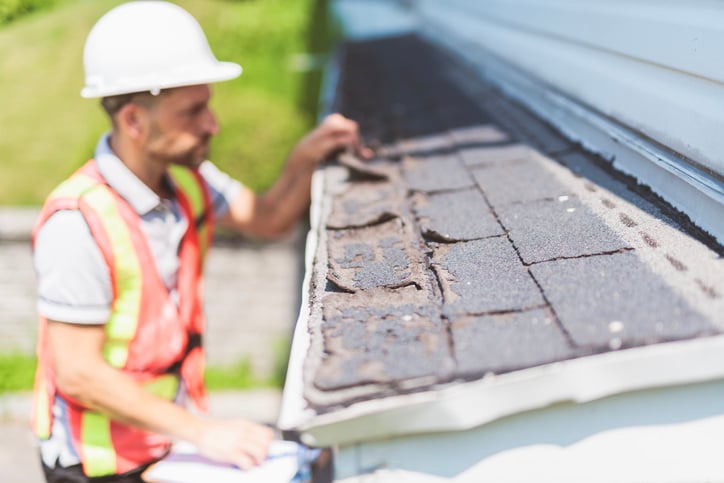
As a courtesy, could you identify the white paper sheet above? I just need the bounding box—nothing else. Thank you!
[143,440,300,483]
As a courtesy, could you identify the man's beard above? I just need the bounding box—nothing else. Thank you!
[147,130,211,169]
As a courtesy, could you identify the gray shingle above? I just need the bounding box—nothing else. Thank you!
[327,182,402,229]
[403,154,474,193]
[458,144,536,168]
[497,198,630,264]
[327,218,426,292]
[530,252,716,350]
[412,189,502,242]
[432,237,544,316]
[471,157,572,207]
[314,288,453,390]
[451,308,573,378]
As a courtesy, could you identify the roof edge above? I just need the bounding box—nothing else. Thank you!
[288,333,724,447]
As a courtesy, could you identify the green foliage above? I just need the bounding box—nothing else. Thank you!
[205,357,264,391]
[0,0,54,25]
[0,353,36,394]
[0,0,328,203]
[205,336,291,391]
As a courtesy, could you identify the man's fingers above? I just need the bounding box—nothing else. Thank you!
[232,452,256,471]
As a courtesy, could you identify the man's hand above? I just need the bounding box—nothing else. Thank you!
[220,113,372,239]
[295,113,374,165]
[195,419,274,470]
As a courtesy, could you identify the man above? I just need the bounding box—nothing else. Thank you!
[31,2,370,482]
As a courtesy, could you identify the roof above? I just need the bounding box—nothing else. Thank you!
[278,33,724,447]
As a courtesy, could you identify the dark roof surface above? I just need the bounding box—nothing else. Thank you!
[300,34,724,414]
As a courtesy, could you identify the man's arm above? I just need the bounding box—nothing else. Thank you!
[218,113,372,238]
[47,320,273,469]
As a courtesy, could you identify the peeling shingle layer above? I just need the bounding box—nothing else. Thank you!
[315,287,453,390]
[327,218,426,292]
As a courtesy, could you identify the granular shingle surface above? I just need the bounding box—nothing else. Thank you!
[412,189,502,242]
[402,154,474,193]
[298,33,724,413]
[530,252,716,349]
[451,308,574,378]
[498,198,631,264]
[432,237,544,316]
[471,157,572,206]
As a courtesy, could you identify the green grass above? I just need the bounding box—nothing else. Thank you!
[0,353,36,394]
[0,0,327,205]
[0,350,288,394]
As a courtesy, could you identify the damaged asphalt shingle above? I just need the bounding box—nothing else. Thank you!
[315,287,453,390]
[302,33,722,410]
[327,218,427,292]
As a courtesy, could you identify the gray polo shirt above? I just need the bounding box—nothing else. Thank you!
[34,134,242,324]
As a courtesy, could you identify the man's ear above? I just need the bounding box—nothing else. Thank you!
[116,103,147,140]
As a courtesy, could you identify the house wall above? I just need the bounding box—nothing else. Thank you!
[334,379,724,482]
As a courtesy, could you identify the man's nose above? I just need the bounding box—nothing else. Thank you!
[203,108,219,136]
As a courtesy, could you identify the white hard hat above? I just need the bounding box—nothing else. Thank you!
[81,1,242,98]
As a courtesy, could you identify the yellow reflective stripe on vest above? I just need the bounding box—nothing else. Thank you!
[32,365,51,439]
[81,412,116,477]
[80,375,179,477]
[168,165,209,257]
[48,172,99,201]
[47,172,142,369]
[80,188,143,368]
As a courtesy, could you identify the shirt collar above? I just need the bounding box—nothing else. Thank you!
[94,133,165,216]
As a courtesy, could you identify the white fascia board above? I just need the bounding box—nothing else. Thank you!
[287,333,724,448]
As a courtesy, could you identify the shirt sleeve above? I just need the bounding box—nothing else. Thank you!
[198,161,243,219]
[34,211,112,324]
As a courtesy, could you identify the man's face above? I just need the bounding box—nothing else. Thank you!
[142,84,219,169]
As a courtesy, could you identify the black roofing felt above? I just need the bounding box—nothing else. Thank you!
[303,34,722,411]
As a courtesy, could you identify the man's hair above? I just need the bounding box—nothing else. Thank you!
[100,91,165,124]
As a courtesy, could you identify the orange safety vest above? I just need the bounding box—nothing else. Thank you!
[31,159,214,477]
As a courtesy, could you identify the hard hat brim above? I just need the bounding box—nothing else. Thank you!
[81,61,242,98]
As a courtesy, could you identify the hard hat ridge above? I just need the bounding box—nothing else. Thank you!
[81,1,242,98]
